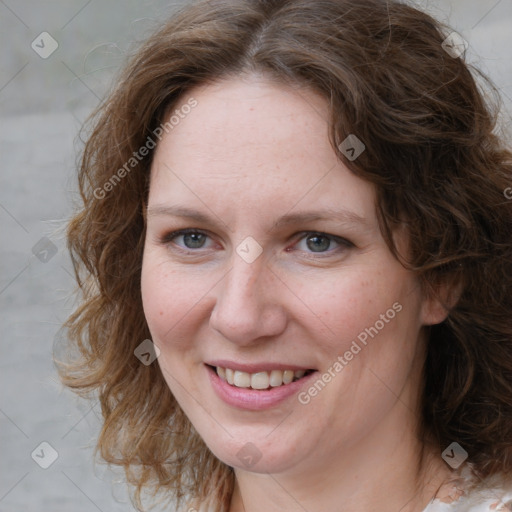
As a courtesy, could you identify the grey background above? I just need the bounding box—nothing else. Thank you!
[0,1,511,511]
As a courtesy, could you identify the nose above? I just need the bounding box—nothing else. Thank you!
[209,255,287,346]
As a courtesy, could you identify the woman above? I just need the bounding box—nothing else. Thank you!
[57,0,512,511]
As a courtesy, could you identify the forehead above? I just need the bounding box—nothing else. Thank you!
[157,76,331,167]
[148,76,376,226]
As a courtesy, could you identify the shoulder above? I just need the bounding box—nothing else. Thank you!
[424,466,512,512]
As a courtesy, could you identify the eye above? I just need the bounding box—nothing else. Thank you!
[162,229,213,250]
[294,232,352,254]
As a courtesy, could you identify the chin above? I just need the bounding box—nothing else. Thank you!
[199,425,310,474]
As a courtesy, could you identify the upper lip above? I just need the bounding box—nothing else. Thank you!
[205,360,315,373]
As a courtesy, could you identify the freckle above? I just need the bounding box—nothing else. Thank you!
[159,311,164,316]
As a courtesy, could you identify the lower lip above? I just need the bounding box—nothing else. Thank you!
[206,365,318,411]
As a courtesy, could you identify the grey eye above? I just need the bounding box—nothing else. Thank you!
[182,232,207,249]
[305,234,332,252]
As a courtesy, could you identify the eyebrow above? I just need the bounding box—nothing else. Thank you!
[148,205,217,224]
[147,205,369,230]
[270,208,369,231]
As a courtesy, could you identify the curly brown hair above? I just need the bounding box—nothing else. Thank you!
[56,0,512,510]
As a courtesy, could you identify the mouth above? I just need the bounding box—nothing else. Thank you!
[206,364,316,390]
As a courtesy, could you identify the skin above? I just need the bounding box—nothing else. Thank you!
[141,74,454,512]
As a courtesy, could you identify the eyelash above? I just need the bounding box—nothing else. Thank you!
[160,228,353,256]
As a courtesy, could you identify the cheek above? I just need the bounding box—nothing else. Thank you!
[294,269,422,443]
[141,253,210,403]
[288,265,412,356]
[141,253,207,348]
[323,270,422,401]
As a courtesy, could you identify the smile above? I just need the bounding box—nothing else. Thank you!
[214,366,314,390]
[205,361,318,410]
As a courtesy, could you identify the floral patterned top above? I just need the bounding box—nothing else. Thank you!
[423,466,512,512]
[186,466,512,512]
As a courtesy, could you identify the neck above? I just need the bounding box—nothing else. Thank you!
[229,407,453,512]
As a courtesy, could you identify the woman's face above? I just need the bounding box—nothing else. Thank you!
[141,75,444,476]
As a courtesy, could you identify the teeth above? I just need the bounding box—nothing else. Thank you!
[215,367,309,390]
[251,372,269,390]
[282,370,294,384]
[269,370,283,387]
[233,371,251,388]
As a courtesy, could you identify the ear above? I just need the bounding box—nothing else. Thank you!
[420,275,463,326]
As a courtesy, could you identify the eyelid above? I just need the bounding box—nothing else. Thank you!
[159,228,353,256]
[291,231,354,252]
[295,231,353,244]
[160,228,208,243]
[159,228,216,252]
